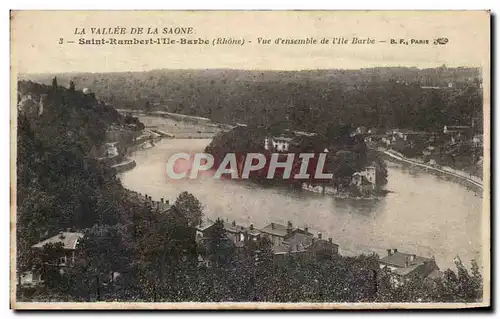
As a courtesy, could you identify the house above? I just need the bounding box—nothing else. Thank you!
[264,134,295,152]
[260,222,290,247]
[25,231,84,285]
[379,249,439,287]
[32,231,84,266]
[196,219,261,247]
[443,125,471,144]
[104,142,119,158]
[355,126,368,135]
[273,230,339,261]
[195,218,216,242]
[224,220,262,245]
[472,134,483,148]
[301,182,338,195]
[351,166,376,192]
[390,129,430,145]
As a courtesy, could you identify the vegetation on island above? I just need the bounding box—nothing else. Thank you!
[205,124,388,192]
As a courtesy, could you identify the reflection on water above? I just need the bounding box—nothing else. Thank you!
[120,139,482,270]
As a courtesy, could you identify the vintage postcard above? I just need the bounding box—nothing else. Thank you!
[10,10,490,309]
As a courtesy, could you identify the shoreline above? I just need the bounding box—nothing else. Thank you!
[376,147,483,196]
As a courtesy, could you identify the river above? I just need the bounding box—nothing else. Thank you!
[119,138,483,270]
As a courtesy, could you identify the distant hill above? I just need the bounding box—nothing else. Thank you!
[19,67,483,133]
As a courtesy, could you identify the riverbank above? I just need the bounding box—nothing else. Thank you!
[118,110,228,139]
[112,157,136,173]
[376,147,483,196]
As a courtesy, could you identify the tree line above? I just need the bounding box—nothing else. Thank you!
[21,67,483,134]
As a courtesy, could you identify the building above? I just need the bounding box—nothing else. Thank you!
[390,129,431,145]
[355,126,368,135]
[379,249,439,287]
[264,135,294,152]
[32,231,84,266]
[301,183,338,195]
[196,219,261,247]
[195,218,216,242]
[351,166,376,192]
[224,220,262,245]
[472,134,483,148]
[25,231,84,285]
[443,125,471,144]
[260,222,290,247]
[104,142,119,158]
[272,230,339,261]
[17,93,46,118]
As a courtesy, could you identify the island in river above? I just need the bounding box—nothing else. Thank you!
[205,124,389,198]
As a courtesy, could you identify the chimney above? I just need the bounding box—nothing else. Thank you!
[405,257,409,268]
[328,238,332,244]
[393,248,398,254]
[232,220,236,227]
[59,231,65,239]
[410,254,416,261]
[318,233,322,240]
[161,198,164,203]
[166,200,169,205]
[304,226,309,234]
[287,221,292,234]
[250,224,254,230]
[387,249,392,256]
[271,222,275,230]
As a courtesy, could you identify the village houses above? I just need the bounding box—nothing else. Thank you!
[23,231,84,286]
[379,249,441,287]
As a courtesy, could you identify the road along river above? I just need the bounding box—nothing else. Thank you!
[119,138,484,270]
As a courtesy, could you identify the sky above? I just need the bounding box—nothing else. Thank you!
[11,11,490,74]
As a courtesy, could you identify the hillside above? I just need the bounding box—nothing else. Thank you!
[16,80,145,281]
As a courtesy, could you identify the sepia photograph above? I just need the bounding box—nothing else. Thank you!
[10,10,490,309]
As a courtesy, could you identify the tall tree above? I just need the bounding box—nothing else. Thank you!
[174,191,203,227]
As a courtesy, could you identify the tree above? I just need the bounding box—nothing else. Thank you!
[52,77,58,88]
[30,242,67,291]
[204,218,233,266]
[69,225,132,301]
[174,191,203,227]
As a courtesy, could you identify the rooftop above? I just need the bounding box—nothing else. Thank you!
[274,232,338,255]
[272,136,294,142]
[260,222,289,237]
[224,221,261,236]
[32,232,84,250]
[379,250,433,268]
[196,218,215,232]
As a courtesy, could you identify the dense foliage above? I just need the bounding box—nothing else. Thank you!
[22,67,483,133]
[206,125,388,188]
